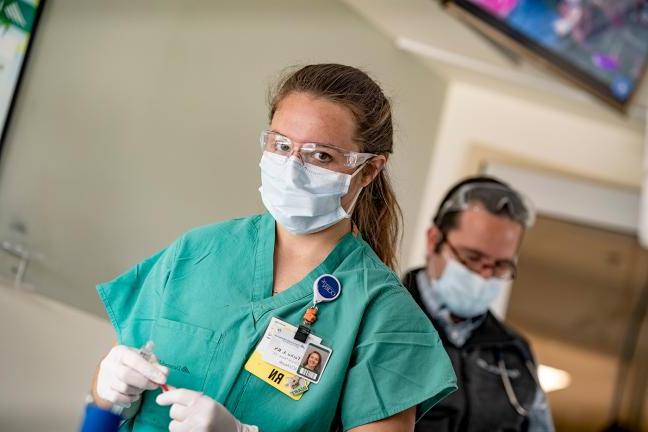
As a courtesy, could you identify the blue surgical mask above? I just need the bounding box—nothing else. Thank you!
[434,259,507,318]
[259,151,363,235]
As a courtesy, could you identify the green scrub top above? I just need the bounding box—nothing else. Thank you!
[98,213,456,431]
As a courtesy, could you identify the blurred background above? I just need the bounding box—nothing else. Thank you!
[0,1,646,431]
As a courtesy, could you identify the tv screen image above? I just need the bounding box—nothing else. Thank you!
[446,0,648,111]
[0,0,45,156]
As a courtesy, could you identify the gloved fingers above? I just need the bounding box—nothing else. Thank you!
[120,348,169,384]
[112,381,150,397]
[156,388,202,408]
[103,388,138,407]
[168,420,192,432]
[169,403,190,422]
[115,363,157,390]
[187,396,216,416]
[144,379,163,391]
[110,379,144,396]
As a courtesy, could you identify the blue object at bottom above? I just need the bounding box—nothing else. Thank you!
[80,404,122,432]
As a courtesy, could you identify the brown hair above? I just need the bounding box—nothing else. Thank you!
[269,64,403,270]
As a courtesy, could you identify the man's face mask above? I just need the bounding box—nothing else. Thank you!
[433,258,509,318]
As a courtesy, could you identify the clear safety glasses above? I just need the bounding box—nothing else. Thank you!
[260,130,376,173]
[438,182,536,229]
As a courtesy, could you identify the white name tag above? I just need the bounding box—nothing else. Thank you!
[260,317,320,372]
[259,318,333,384]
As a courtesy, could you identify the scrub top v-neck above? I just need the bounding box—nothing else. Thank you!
[249,212,359,321]
[98,213,457,432]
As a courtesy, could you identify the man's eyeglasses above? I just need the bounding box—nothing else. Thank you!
[443,238,517,280]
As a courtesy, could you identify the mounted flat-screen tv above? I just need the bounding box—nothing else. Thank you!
[0,0,45,158]
[443,0,648,112]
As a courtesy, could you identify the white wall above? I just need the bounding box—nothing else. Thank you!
[0,283,114,431]
[485,161,641,234]
[406,80,645,270]
[0,0,448,315]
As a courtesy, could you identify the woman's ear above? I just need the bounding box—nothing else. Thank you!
[360,155,387,188]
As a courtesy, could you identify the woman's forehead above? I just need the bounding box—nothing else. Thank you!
[271,92,360,152]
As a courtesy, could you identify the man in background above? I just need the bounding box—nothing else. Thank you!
[403,176,554,432]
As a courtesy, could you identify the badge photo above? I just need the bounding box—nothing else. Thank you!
[296,343,332,384]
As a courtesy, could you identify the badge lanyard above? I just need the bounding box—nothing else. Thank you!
[294,274,341,342]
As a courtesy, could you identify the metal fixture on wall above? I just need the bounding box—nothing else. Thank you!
[1,239,32,289]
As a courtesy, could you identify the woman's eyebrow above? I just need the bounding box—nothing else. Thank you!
[268,129,341,149]
[268,128,287,137]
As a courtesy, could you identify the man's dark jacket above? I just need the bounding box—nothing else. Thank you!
[403,268,539,432]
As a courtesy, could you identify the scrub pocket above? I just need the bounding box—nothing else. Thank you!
[134,318,221,429]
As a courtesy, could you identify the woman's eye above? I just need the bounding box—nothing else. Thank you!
[275,141,291,152]
[312,151,333,163]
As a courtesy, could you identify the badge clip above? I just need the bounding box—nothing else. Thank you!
[294,275,341,342]
[294,306,317,343]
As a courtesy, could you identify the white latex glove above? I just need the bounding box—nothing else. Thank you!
[156,388,258,432]
[96,344,169,407]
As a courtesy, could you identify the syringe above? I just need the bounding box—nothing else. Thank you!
[110,340,168,415]
[138,340,169,392]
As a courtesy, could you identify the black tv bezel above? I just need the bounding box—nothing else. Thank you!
[444,0,648,112]
[0,0,47,163]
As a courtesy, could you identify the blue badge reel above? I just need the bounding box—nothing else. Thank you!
[313,274,341,304]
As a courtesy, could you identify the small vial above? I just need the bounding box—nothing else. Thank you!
[138,340,156,361]
[139,340,169,392]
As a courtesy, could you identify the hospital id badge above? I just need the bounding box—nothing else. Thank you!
[244,317,319,400]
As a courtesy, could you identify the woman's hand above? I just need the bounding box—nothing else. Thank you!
[156,388,258,432]
[96,344,169,407]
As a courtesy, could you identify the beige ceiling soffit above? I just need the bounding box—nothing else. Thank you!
[395,36,647,122]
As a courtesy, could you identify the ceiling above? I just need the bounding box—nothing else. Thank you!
[342,0,648,125]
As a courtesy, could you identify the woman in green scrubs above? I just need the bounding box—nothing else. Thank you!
[90,64,456,432]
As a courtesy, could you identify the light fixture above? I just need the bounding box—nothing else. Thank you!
[537,364,571,393]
